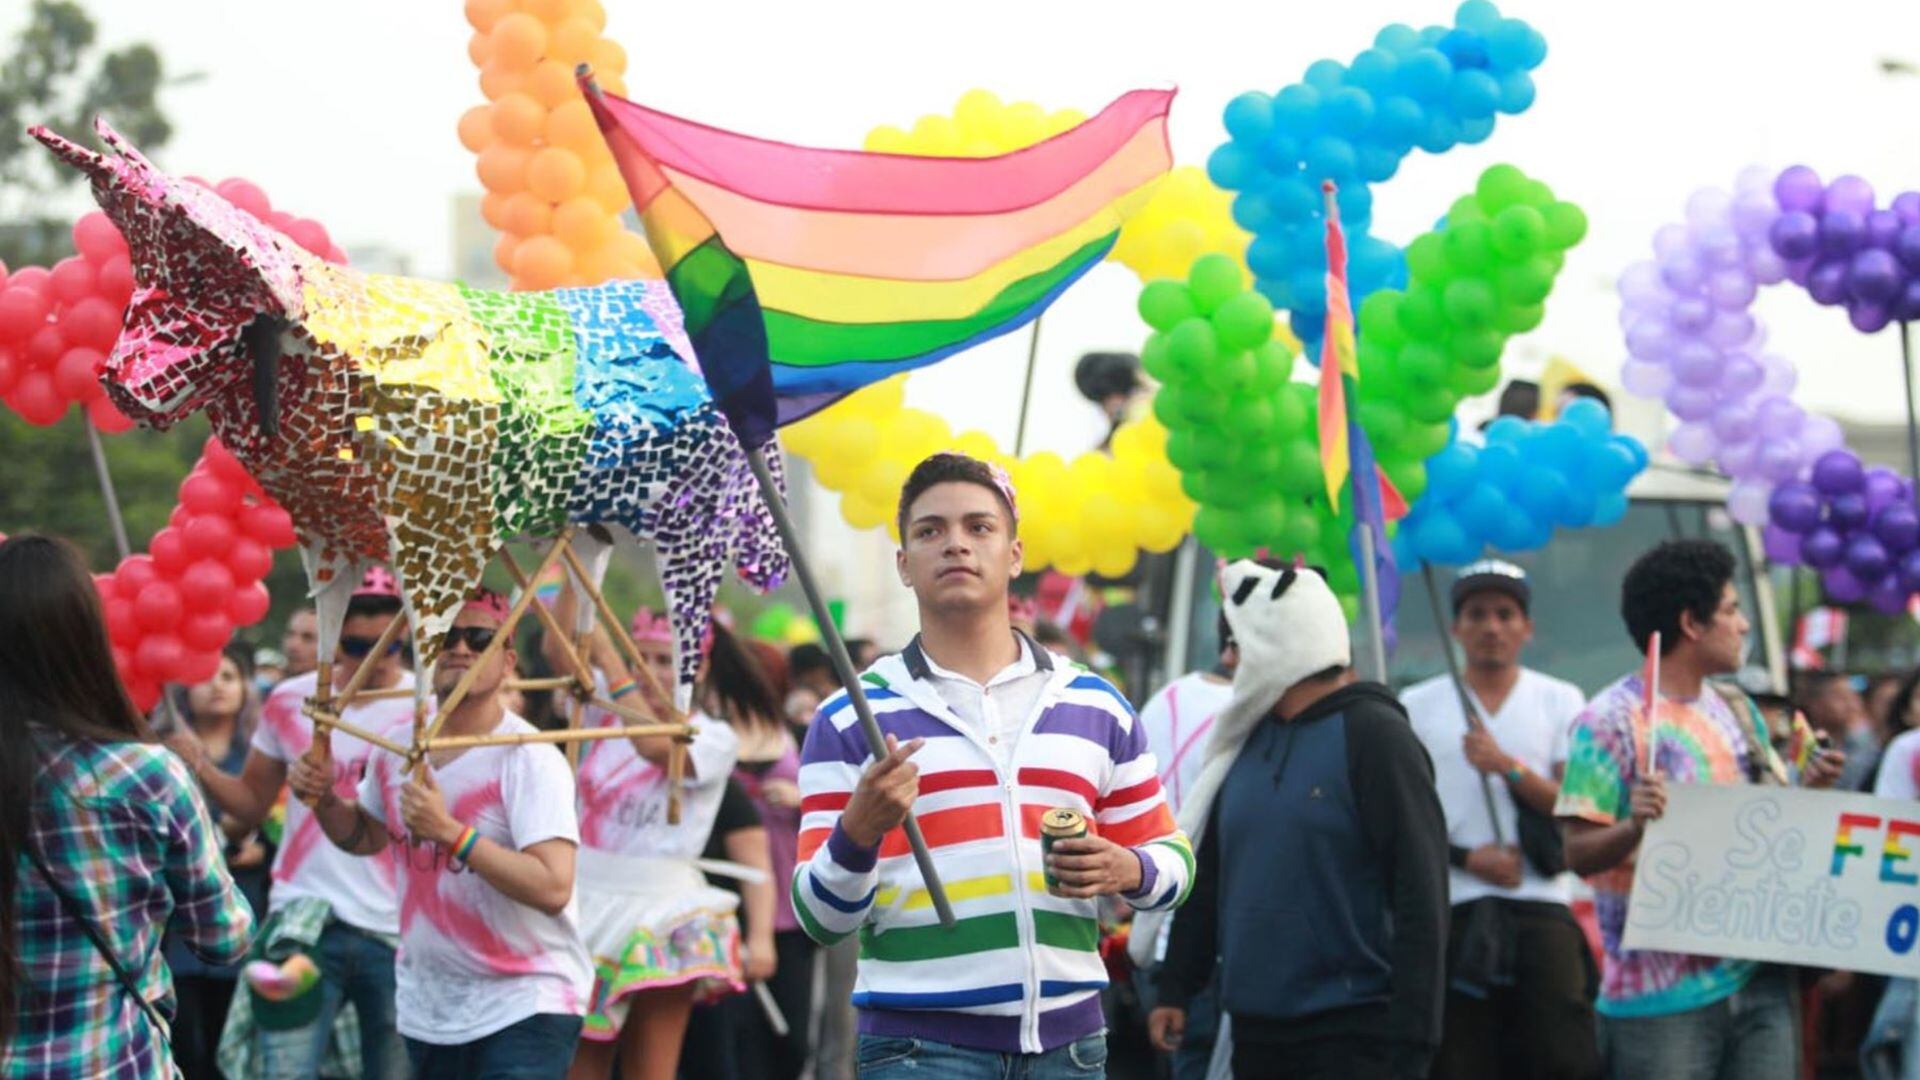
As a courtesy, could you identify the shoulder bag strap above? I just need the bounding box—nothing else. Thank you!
[22,840,174,1052]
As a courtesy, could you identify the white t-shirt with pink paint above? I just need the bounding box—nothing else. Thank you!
[1137,671,1233,815]
[253,670,411,934]
[357,710,593,1045]
[574,684,738,860]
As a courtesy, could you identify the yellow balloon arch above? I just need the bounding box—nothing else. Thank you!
[781,89,1276,576]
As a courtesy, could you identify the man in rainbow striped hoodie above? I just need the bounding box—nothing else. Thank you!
[793,452,1193,1077]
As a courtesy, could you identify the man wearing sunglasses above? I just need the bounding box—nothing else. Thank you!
[294,587,591,1078]
[185,567,413,1078]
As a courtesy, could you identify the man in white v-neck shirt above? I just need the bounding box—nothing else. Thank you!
[1400,559,1598,1080]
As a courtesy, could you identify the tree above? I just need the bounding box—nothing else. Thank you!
[0,0,170,269]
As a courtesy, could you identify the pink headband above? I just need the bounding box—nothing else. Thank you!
[628,609,674,644]
[983,460,1019,524]
[460,587,511,623]
[353,566,400,599]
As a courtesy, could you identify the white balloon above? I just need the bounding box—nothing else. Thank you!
[1668,420,1717,464]
[1727,478,1773,525]
[1621,359,1674,398]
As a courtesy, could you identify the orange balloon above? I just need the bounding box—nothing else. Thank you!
[614,231,662,276]
[547,18,598,65]
[464,0,514,33]
[544,100,598,152]
[503,192,553,237]
[526,147,587,202]
[552,197,613,250]
[524,60,578,109]
[520,0,577,23]
[597,73,626,97]
[478,61,527,100]
[494,233,523,275]
[467,31,493,68]
[476,144,532,194]
[588,39,627,77]
[489,92,546,145]
[457,105,496,153]
[573,241,627,286]
[480,191,513,231]
[488,13,548,71]
[578,0,608,33]
[512,235,574,290]
[585,163,631,213]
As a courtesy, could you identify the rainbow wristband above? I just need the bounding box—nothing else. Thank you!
[452,825,480,863]
[608,677,638,700]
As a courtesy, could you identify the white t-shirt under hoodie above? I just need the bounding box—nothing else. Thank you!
[253,670,411,934]
[357,709,593,1044]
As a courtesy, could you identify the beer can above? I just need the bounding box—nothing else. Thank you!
[1040,807,1088,891]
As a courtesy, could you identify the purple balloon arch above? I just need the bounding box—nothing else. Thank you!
[1619,166,1920,614]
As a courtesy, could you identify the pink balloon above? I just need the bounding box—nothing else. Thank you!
[133,580,185,631]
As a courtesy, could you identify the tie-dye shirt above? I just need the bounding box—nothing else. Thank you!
[252,670,409,934]
[574,673,738,860]
[357,710,593,1044]
[1555,674,1761,1018]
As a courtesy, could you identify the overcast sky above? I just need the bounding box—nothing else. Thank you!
[22,0,1920,455]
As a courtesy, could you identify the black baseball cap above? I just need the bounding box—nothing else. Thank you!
[1451,558,1531,617]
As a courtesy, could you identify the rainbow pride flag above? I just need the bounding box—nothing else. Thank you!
[581,77,1174,449]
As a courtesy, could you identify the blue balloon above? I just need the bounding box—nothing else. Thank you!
[1223,92,1275,143]
[1515,466,1564,520]
[1426,441,1479,496]
[1478,442,1524,488]
[1559,398,1613,440]
[1495,71,1536,114]
[1207,141,1258,190]
[1484,414,1528,444]
[1592,491,1630,528]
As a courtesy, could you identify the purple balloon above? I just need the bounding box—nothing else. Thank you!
[1669,297,1714,333]
[1870,573,1911,615]
[1813,450,1866,495]
[1768,480,1823,533]
[1803,526,1846,568]
[1706,269,1758,310]
[1769,211,1821,260]
[1775,165,1825,213]
[1876,503,1920,553]
[1832,491,1872,530]
[1719,353,1764,396]
[1672,343,1724,387]
[1850,249,1904,303]
[1821,210,1867,256]
[1664,383,1718,422]
[1901,549,1920,592]
[1898,191,1920,225]
[1866,467,1907,511]
[1850,300,1894,334]
[1824,565,1869,602]
[1809,259,1850,305]
[1709,400,1755,442]
[1758,438,1805,482]
[1754,395,1803,437]
[1827,174,1878,217]
[1763,524,1804,564]
[1871,209,1907,250]
[1896,279,1920,322]
[1898,226,1920,272]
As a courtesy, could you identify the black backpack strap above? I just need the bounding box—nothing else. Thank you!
[22,840,174,1053]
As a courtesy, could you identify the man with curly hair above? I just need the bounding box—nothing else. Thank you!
[1556,540,1844,1080]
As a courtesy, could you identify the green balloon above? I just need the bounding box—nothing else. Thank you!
[1385,458,1426,504]
[1192,504,1240,554]
[1405,233,1450,281]
[1279,501,1321,554]
[1138,280,1198,332]
[1187,254,1245,316]
[1164,428,1201,472]
[1498,302,1546,334]
[1238,442,1283,480]
[1325,558,1360,597]
[1211,291,1276,352]
[1444,223,1495,276]
[1251,340,1292,392]
[1448,194,1487,225]
[1402,420,1452,460]
[1357,292,1406,351]
[1494,261,1553,306]
[1544,201,1589,248]
[1404,384,1459,424]
[1442,279,1498,330]
[1397,341,1448,385]
[1476,164,1532,213]
[1202,348,1257,393]
[1397,286,1447,338]
[1140,333,1176,382]
[1449,329,1505,369]
[1490,204,1547,260]
[1224,393,1275,438]
[1245,498,1290,545]
[1276,439,1324,497]
[1153,385,1185,429]
[1451,361,1501,396]
[1356,398,1409,450]
[1179,385,1230,425]
[1270,381,1309,437]
[1191,428,1238,469]
[1167,317,1219,373]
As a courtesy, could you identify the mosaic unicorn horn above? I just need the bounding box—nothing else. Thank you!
[32,119,789,692]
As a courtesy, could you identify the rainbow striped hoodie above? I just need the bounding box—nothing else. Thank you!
[792,638,1193,1054]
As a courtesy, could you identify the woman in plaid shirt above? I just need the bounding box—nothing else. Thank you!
[0,536,255,1079]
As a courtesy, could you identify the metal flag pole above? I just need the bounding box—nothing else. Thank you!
[1419,563,1506,844]
[745,446,956,928]
[1012,316,1044,456]
[1902,322,1920,503]
[83,419,131,560]
[1356,527,1389,685]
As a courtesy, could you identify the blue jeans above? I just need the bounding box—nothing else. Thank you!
[1171,980,1221,1080]
[1599,966,1796,1080]
[256,920,406,1080]
[405,1013,583,1080]
[855,1031,1107,1078]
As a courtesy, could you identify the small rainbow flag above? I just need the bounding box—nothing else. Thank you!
[581,76,1174,449]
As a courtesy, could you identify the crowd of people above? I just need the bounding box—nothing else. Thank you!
[4,450,1920,1079]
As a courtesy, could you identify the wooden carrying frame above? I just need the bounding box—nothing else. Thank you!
[302,530,696,822]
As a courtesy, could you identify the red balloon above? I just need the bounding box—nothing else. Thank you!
[53,346,106,402]
[0,284,50,343]
[133,580,185,631]
[238,503,295,547]
[134,634,186,680]
[92,572,115,595]
[285,219,333,257]
[95,254,135,306]
[180,610,236,652]
[111,644,133,674]
[62,297,122,352]
[0,346,19,396]
[116,554,159,598]
[124,678,160,712]
[49,257,97,305]
[202,439,252,486]
[179,559,237,611]
[9,266,49,292]
[175,648,222,686]
[25,325,65,370]
[72,212,128,264]
[180,472,240,517]
[227,581,271,626]
[215,178,272,219]
[9,371,66,425]
[88,395,134,433]
[148,526,190,576]
[226,536,273,583]
[181,513,237,560]
[104,597,140,647]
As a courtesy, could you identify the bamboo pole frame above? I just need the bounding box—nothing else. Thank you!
[506,675,579,691]
[423,723,683,752]
[294,704,412,757]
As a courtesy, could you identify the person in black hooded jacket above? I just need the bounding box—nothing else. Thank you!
[1148,560,1448,1079]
